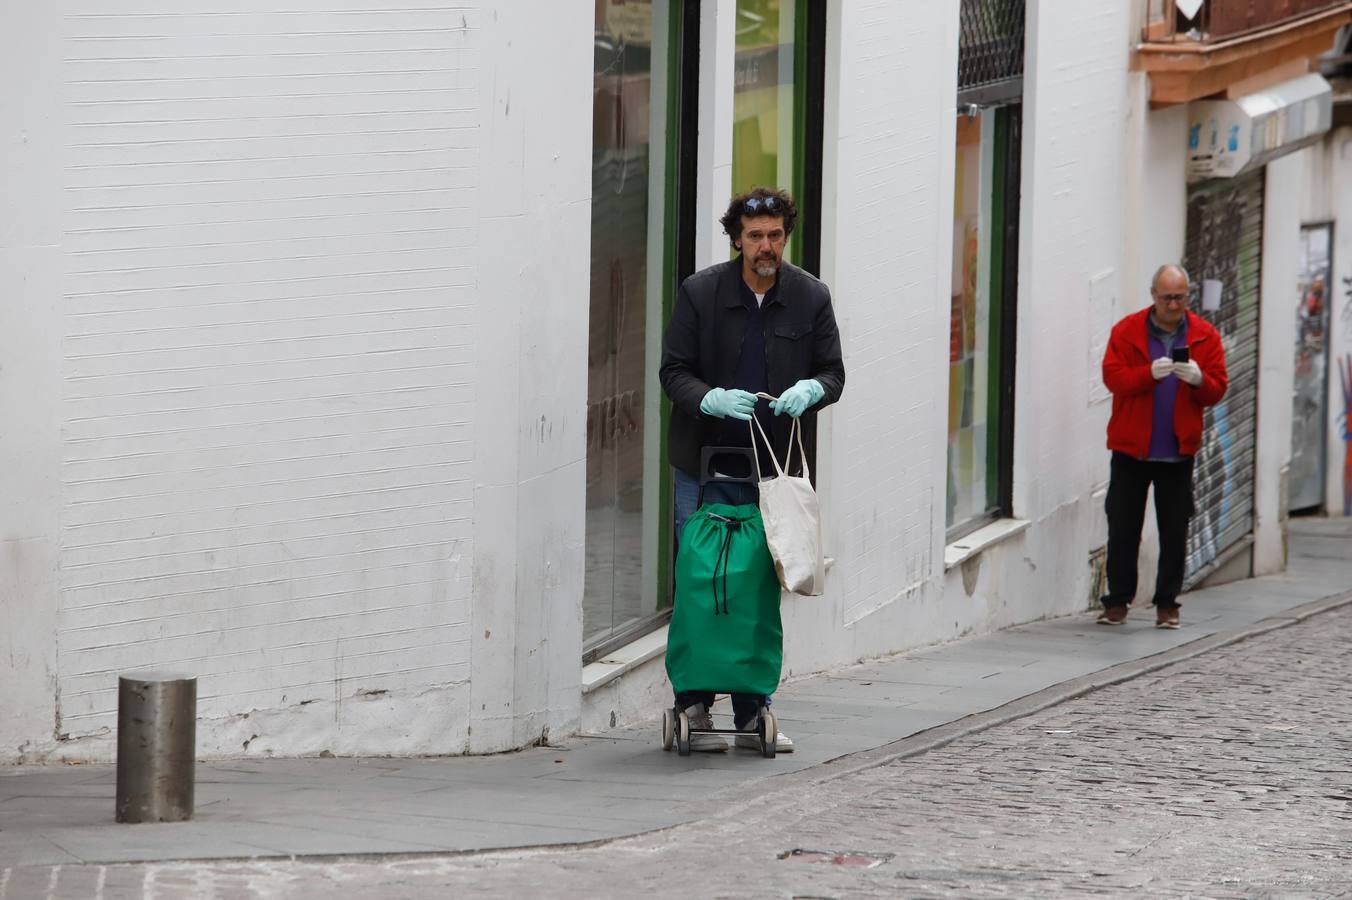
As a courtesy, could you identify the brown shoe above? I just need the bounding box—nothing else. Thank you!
[1155,607,1180,629]
[1096,604,1128,626]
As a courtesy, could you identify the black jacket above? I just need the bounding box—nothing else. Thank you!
[659,257,845,479]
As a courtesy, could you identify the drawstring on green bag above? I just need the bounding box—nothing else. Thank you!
[707,512,741,616]
[665,503,783,698]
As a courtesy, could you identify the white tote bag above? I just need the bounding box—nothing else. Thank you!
[749,413,825,596]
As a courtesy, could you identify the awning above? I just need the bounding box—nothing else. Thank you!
[1186,73,1333,182]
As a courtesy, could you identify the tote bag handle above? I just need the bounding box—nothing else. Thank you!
[748,393,810,483]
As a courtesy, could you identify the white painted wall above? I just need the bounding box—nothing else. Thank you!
[695,0,736,270]
[788,0,960,672]
[1014,0,1129,522]
[1301,138,1335,224]
[466,0,590,755]
[1,0,590,763]
[1253,153,1304,573]
[0,2,63,762]
[1125,101,1190,335]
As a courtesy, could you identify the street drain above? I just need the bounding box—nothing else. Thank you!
[777,848,893,868]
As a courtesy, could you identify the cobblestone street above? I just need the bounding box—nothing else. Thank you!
[8,601,1352,899]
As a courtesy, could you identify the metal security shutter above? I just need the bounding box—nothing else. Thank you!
[958,0,1025,106]
[1182,171,1263,585]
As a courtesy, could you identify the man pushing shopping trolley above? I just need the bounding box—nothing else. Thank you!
[657,187,845,754]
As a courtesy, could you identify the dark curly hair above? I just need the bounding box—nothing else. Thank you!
[720,187,798,248]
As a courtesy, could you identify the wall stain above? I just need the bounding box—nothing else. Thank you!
[960,554,981,597]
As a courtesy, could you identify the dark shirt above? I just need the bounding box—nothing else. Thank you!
[1146,313,1187,462]
[717,278,777,469]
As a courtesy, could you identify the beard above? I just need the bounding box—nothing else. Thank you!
[754,257,780,278]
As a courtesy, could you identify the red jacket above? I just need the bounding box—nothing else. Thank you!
[1102,308,1228,458]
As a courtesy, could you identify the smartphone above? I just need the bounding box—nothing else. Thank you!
[1170,346,1190,364]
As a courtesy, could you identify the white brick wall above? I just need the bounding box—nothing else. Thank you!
[465,0,589,754]
[55,2,481,756]
[815,0,958,634]
[0,3,64,760]
[1015,0,1131,519]
[2,0,587,764]
[1254,153,1302,574]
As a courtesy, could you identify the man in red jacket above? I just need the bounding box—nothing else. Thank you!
[1099,264,1229,629]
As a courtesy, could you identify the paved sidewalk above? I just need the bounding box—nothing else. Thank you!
[2,520,1348,869]
[25,571,1352,898]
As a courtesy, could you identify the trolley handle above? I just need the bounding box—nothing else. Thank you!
[698,446,760,487]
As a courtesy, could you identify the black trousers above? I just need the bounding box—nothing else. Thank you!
[674,691,764,730]
[1103,452,1195,610]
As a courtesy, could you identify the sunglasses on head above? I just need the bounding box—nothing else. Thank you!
[742,196,782,215]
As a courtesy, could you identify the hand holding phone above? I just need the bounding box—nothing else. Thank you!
[1172,357,1203,386]
[1170,346,1190,364]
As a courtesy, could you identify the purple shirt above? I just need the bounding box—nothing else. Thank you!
[1146,315,1187,461]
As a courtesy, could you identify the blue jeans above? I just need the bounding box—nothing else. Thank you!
[671,468,768,730]
[673,468,759,540]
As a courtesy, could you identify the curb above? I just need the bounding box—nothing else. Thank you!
[708,587,1352,809]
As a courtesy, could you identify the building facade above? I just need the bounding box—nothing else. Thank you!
[3,0,1347,763]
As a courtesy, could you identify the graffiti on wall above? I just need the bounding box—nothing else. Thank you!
[1183,177,1260,582]
[1342,274,1352,335]
[1189,396,1239,575]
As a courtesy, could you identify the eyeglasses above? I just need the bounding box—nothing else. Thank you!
[1154,292,1188,304]
[742,196,782,215]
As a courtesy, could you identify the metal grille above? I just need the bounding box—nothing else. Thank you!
[1182,172,1264,586]
[958,0,1026,95]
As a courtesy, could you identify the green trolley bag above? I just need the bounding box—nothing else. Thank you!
[666,502,783,697]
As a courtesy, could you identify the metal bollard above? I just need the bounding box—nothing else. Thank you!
[115,672,197,823]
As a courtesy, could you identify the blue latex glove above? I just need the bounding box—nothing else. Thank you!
[700,387,757,421]
[770,379,825,417]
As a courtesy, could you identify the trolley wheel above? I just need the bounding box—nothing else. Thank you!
[761,711,777,759]
[661,708,675,751]
[676,711,691,757]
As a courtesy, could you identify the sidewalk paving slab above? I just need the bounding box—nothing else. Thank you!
[1,518,1348,868]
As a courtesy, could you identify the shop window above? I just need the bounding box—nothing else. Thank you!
[947,105,1020,539]
[585,0,689,655]
[731,0,822,270]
